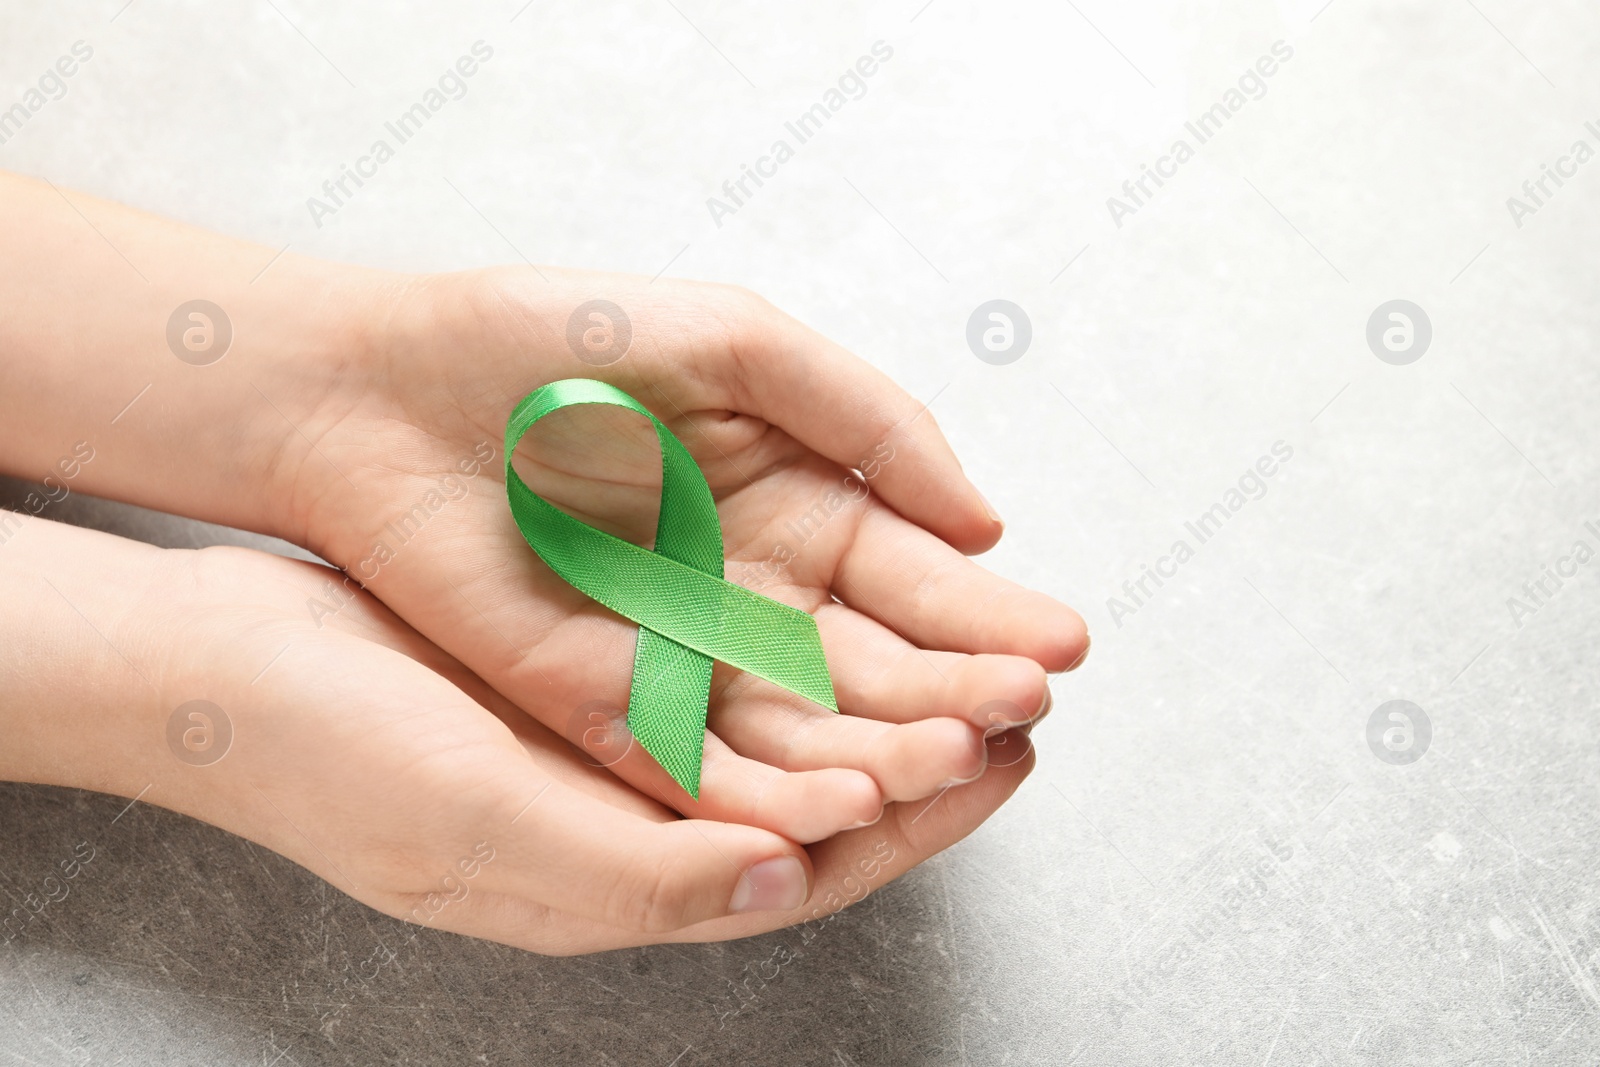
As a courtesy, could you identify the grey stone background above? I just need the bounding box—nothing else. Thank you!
[4,0,1600,1063]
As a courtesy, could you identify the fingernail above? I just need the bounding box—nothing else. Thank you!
[938,738,989,790]
[1065,635,1092,672]
[976,490,1003,527]
[844,807,885,831]
[1034,687,1054,723]
[983,691,1048,732]
[730,856,808,913]
[937,769,986,790]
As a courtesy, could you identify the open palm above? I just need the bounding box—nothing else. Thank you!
[266,267,1088,843]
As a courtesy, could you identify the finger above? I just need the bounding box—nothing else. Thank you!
[814,599,1053,729]
[724,300,1002,554]
[567,706,883,844]
[470,766,815,933]
[707,682,987,804]
[833,505,1089,670]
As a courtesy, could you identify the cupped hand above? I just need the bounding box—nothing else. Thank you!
[261,268,1087,842]
[7,520,1036,955]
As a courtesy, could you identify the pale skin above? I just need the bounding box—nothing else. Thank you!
[0,171,1088,954]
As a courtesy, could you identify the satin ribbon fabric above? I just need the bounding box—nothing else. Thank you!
[505,378,838,796]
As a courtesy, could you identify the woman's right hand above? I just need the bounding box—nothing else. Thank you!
[0,516,1034,954]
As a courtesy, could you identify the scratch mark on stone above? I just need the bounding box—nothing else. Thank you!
[1528,900,1600,1013]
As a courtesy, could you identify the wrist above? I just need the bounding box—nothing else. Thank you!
[266,266,527,566]
[220,258,408,545]
[0,519,173,796]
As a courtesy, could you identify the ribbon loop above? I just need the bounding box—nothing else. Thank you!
[504,378,838,796]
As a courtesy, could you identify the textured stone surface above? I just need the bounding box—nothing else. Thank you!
[4,0,1600,1063]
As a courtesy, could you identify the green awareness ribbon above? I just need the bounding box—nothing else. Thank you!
[504,378,838,797]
